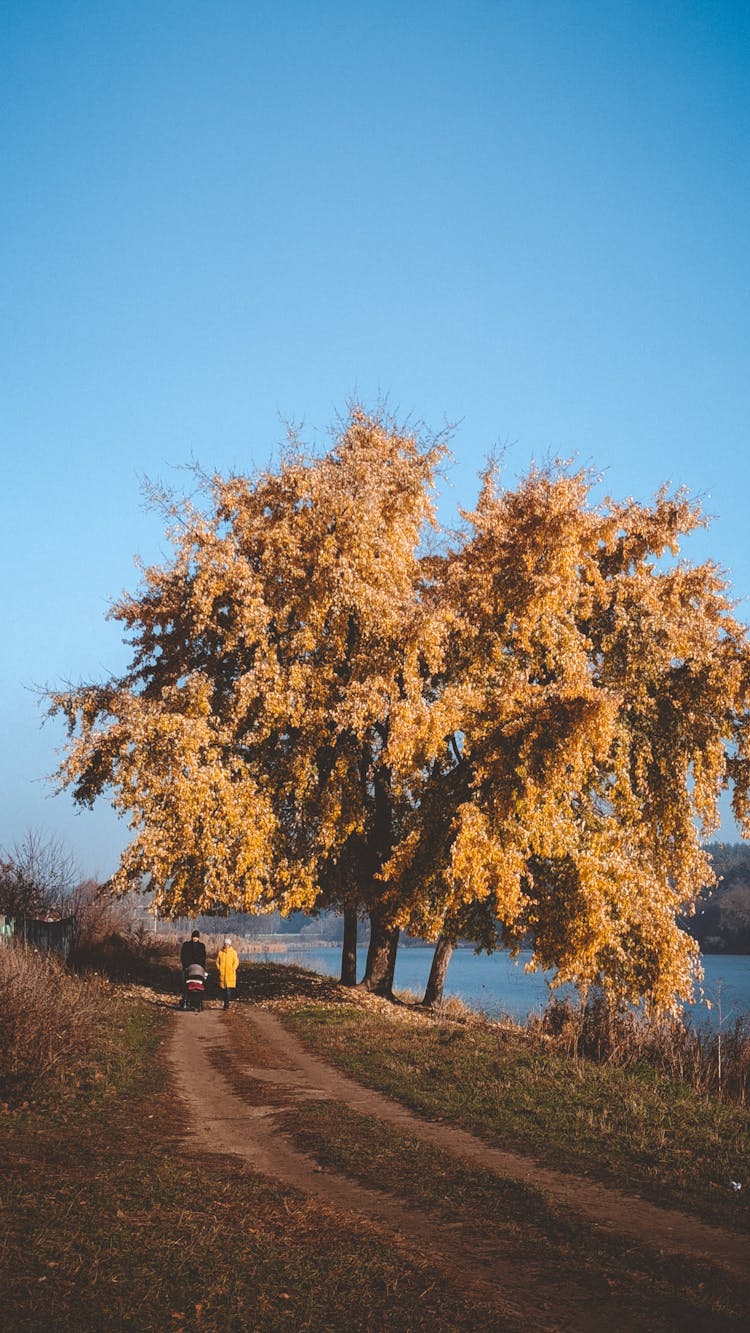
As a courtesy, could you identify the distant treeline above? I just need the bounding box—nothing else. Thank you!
[685,843,750,954]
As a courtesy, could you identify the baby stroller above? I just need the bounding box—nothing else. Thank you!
[183,963,207,1012]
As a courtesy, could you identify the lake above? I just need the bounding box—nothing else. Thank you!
[250,943,750,1030]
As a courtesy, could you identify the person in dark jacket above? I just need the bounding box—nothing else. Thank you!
[179,930,207,1008]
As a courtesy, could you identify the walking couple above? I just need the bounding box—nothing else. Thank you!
[180,930,240,1010]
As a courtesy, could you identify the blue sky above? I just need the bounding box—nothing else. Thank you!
[2,0,749,878]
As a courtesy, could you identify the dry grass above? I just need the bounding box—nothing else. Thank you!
[0,980,508,1332]
[275,1096,748,1330]
[283,992,750,1234]
[534,990,750,1103]
[0,941,119,1104]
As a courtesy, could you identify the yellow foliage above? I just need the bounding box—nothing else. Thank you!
[48,411,750,1010]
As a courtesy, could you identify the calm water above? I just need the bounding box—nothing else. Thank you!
[253,943,750,1030]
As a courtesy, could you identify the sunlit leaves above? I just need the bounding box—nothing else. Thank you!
[407,460,750,1009]
[50,409,446,925]
[49,411,750,1011]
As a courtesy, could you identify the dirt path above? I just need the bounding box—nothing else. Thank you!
[167,1001,750,1329]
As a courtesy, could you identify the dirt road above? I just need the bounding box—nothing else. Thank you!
[167,1001,749,1330]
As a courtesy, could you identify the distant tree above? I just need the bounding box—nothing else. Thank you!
[0,829,78,919]
[689,843,750,953]
[705,842,750,889]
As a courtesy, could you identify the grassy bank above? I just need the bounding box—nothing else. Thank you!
[213,999,749,1329]
[274,1097,743,1329]
[281,996,750,1235]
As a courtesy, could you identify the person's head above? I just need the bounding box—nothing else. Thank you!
[224,936,232,947]
[191,930,200,940]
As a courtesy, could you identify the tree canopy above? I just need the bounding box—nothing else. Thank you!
[50,408,750,1011]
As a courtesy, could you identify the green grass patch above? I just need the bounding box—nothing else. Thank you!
[281,1000,750,1234]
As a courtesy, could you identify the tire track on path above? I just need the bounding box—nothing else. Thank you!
[249,1007,750,1282]
[167,1002,749,1331]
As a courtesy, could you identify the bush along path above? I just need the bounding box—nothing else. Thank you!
[168,993,750,1331]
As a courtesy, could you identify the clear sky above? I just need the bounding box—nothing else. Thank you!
[2,0,749,879]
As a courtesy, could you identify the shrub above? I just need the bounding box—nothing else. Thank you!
[65,878,138,952]
[70,927,177,983]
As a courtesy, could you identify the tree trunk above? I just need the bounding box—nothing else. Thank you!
[422,934,454,1009]
[360,906,400,998]
[357,742,398,996]
[340,906,358,986]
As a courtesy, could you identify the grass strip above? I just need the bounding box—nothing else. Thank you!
[281,998,750,1234]
[275,1096,749,1330]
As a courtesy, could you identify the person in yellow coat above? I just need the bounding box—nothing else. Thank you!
[216,936,240,1010]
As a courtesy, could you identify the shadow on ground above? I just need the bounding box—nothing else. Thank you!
[238,960,350,1005]
[72,938,352,1009]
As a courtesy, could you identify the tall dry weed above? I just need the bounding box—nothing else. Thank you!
[535,990,750,1104]
[0,941,114,1104]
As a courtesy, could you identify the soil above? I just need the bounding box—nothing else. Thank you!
[165,993,750,1332]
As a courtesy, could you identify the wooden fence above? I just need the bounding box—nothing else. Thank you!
[0,914,78,960]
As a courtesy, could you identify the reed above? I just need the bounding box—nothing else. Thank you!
[534,990,750,1104]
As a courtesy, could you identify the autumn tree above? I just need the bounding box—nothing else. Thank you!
[50,412,750,1012]
[50,409,446,993]
[383,465,750,1010]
